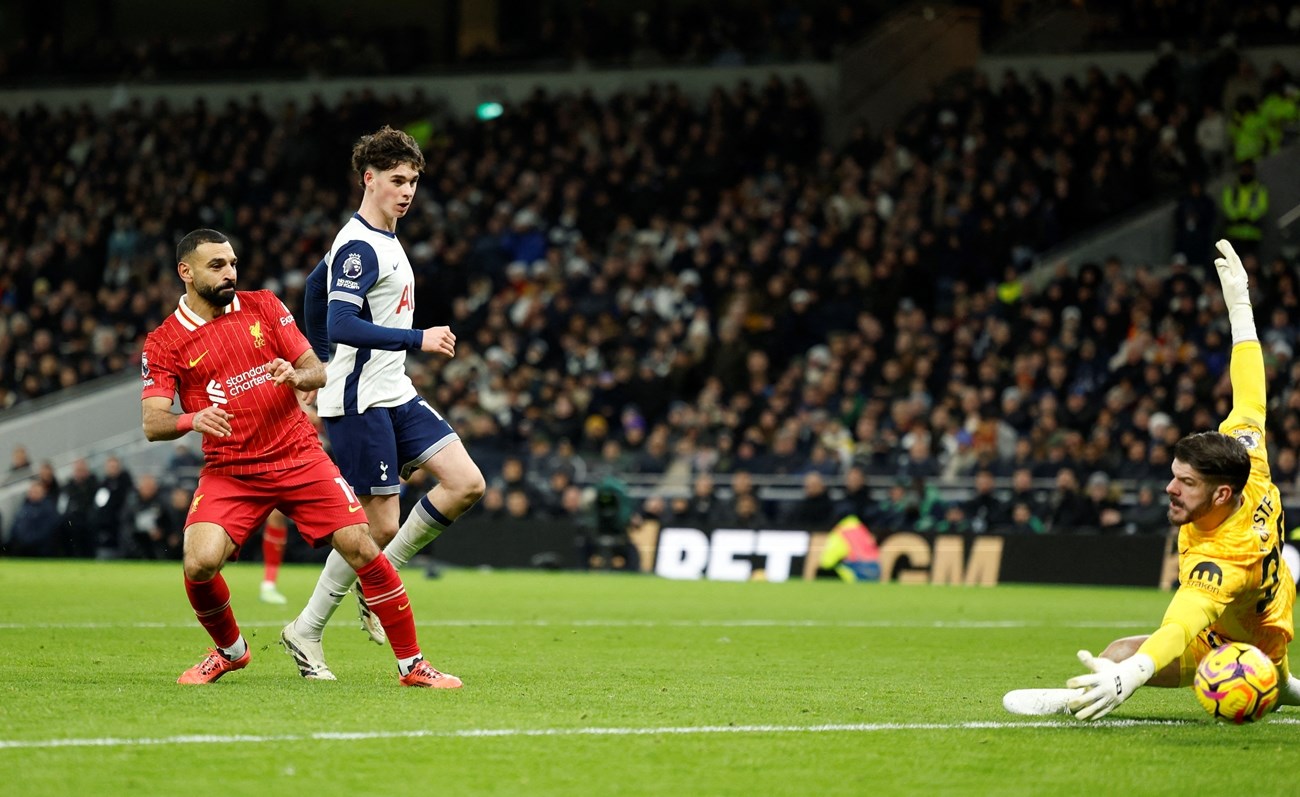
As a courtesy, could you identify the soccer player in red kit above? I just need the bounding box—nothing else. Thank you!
[258,510,289,604]
[141,228,459,687]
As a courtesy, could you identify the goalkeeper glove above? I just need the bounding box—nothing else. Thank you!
[1065,650,1155,721]
[1214,239,1257,342]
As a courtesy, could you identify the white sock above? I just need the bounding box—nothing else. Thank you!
[220,635,248,661]
[295,550,359,639]
[261,580,277,590]
[384,496,451,570]
[295,497,451,637]
[398,654,423,675]
[1280,674,1300,707]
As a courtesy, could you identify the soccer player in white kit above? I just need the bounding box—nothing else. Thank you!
[281,126,485,684]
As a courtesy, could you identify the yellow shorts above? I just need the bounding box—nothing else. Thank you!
[1177,626,1292,687]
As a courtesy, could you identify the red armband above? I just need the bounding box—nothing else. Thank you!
[176,413,195,433]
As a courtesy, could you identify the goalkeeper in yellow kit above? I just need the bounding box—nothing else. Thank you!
[1005,240,1300,720]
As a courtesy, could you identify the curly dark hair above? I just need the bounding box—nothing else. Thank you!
[351,125,425,185]
[1173,431,1252,495]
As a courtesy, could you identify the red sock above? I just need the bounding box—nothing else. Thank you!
[354,554,420,660]
[184,574,240,649]
[262,517,287,584]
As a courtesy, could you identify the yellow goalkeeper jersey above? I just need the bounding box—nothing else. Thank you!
[1140,341,1296,671]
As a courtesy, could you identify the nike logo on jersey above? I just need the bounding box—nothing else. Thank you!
[189,351,209,367]
[349,504,363,513]
[397,602,410,611]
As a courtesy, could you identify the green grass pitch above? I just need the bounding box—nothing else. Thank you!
[0,560,1296,796]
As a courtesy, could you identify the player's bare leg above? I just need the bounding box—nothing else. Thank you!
[358,444,484,641]
[294,442,485,648]
[329,522,460,688]
[382,441,485,562]
[178,523,250,684]
[259,510,289,604]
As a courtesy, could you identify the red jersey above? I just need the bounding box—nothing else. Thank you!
[141,290,327,475]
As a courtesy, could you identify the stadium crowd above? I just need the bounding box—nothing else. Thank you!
[1079,0,1300,50]
[2,37,1299,556]
[0,1,874,86]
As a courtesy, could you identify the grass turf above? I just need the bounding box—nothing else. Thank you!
[0,560,1295,796]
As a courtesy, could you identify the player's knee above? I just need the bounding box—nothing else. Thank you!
[332,523,380,569]
[370,522,400,547]
[457,467,486,507]
[182,555,221,582]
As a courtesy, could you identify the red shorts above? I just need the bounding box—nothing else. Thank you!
[186,457,366,549]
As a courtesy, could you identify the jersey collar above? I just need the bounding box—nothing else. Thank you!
[353,212,398,239]
[174,293,243,332]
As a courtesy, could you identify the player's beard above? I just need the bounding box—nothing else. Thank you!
[1168,496,1209,525]
[197,280,236,307]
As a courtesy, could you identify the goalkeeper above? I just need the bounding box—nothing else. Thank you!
[1005,240,1300,720]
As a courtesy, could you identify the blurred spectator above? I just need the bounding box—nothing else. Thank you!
[1084,471,1125,533]
[1220,160,1269,254]
[782,471,837,529]
[535,466,577,519]
[35,460,60,506]
[1173,181,1216,265]
[872,478,915,533]
[963,468,1007,534]
[122,474,170,559]
[5,445,33,485]
[722,492,769,530]
[168,442,203,489]
[92,456,134,557]
[1124,482,1172,536]
[558,484,586,521]
[1046,467,1095,533]
[1195,103,1230,175]
[1005,468,1047,521]
[478,485,508,521]
[832,465,874,523]
[8,481,61,556]
[494,455,545,509]
[1115,439,1155,482]
[679,472,726,527]
[60,458,99,558]
[936,503,971,535]
[161,486,191,558]
[1003,501,1047,535]
[504,487,535,521]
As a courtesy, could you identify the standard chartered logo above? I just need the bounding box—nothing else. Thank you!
[205,364,271,407]
[225,364,272,398]
[206,380,228,406]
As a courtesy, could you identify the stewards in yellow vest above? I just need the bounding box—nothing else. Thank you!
[1221,161,1269,249]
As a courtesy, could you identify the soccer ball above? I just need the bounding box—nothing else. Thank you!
[1193,642,1279,723]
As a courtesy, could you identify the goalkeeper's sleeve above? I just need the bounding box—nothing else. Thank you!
[1136,586,1225,675]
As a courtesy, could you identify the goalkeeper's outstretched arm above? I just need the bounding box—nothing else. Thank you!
[1215,239,1267,429]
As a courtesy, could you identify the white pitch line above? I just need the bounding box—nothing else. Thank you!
[0,619,1151,631]
[7,718,1297,751]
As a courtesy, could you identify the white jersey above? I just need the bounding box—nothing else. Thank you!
[317,213,419,416]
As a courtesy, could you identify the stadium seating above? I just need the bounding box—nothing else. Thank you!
[2,15,1299,555]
